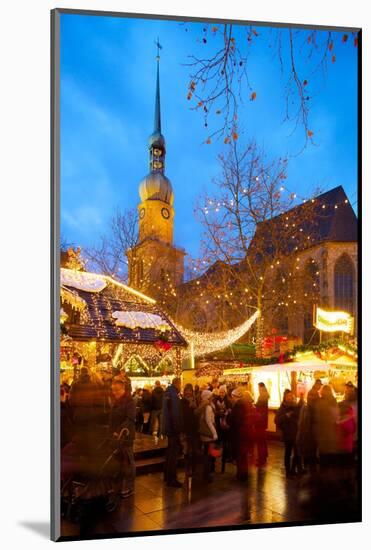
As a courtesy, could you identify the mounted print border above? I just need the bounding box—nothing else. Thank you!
[51,8,362,542]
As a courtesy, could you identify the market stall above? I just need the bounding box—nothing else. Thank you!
[60,268,188,382]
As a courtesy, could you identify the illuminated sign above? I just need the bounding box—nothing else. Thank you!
[223,367,251,376]
[314,307,354,334]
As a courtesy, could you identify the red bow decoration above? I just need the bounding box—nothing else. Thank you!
[155,340,173,353]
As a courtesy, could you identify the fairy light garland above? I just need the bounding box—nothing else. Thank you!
[177,309,260,358]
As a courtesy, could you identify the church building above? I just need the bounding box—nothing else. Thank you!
[127,52,185,301]
[126,51,358,349]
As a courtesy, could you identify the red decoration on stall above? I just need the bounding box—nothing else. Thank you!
[155,340,173,353]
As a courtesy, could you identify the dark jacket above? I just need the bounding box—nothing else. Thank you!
[314,397,339,455]
[69,374,105,426]
[162,384,183,436]
[151,386,164,411]
[275,401,301,442]
[109,394,136,445]
[182,397,198,436]
[141,389,152,413]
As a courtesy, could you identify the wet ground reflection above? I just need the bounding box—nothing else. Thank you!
[61,441,359,538]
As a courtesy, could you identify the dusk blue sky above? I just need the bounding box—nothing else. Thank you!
[60,13,358,260]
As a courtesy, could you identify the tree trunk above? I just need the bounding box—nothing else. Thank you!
[255,291,264,357]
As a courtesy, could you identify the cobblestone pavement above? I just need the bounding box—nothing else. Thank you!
[61,441,360,539]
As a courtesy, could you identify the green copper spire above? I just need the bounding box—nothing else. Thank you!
[154,38,162,134]
[148,39,165,153]
[139,39,173,205]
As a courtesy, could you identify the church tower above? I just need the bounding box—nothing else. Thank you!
[127,45,185,300]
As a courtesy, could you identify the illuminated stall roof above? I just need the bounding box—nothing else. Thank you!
[60,268,187,347]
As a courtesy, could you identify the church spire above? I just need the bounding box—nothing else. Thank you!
[154,38,162,134]
[147,39,166,168]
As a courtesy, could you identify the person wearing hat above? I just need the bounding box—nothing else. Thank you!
[196,389,218,482]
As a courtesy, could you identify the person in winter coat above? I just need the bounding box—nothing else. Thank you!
[336,401,356,465]
[196,389,218,482]
[69,366,106,454]
[214,385,232,473]
[140,386,152,434]
[162,377,183,488]
[275,389,302,477]
[181,384,199,476]
[339,382,358,460]
[194,385,201,407]
[255,382,269,467]
[314,384,339,469]
[150,380,164,442]
[297,380,322,472]
[296,398,317,472]
[307,379,322,408]
[230,388,257,481]
[109,379,137,498]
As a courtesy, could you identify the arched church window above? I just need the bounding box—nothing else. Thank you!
[334,254,354,314]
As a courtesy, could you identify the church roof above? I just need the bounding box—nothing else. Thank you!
[60,268,187,346]
[178,186,357,291]
[250,186,357,255]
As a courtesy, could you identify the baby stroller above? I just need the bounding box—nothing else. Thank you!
[61,426,130,530]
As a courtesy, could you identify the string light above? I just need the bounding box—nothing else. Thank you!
[177,310,260,359]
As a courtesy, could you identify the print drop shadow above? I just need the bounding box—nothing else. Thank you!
[18,521,50,539]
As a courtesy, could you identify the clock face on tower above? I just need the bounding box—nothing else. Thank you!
[139,208,145,219]
[161,207,170,219]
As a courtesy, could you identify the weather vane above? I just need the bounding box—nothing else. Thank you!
[154,37,162,60]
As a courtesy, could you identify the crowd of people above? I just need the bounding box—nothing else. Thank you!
[276,380,358,477]
[60,366,358,502]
